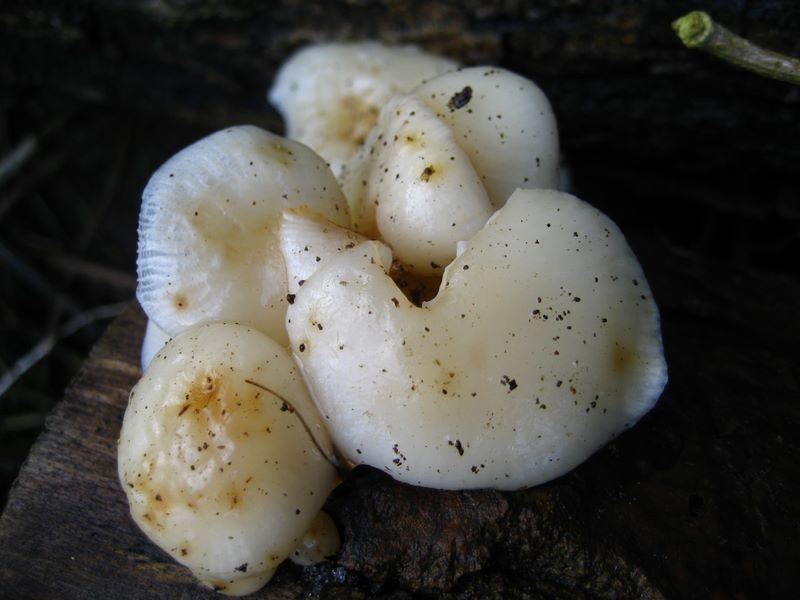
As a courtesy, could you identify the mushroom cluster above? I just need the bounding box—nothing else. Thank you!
[119,42,668,595]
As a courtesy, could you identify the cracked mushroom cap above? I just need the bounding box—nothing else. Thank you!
[136,125,349,345]
[286,189,667,491]
[118,323,338,595]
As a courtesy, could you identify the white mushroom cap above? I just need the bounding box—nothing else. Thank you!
[140,319,172,371]
[288,510,341,566]
[136,125,349,345]
[413,66,560,207]
[339,66,560,275]
[118,323,338,595]
[340,95,494,276]
[269,42,458,175]
[279,208,389,296]
[286,189,667,491]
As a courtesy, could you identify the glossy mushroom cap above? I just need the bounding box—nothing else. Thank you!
[140,319,171,370]
[413,66,560,206]
[118,323,338,595]
[286,189,667,491]
[340,66,560,275]
[136,125,349,345]
[269,42,458,175]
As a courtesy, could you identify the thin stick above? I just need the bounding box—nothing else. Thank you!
[0,301,127,400]
[673,11,800,85]
[0,411,46,433]
[244,379,345,471]
[0,153,64,222]
[42,253,136,292]
[0,135,37,188]
[75,125,131,255]
[0,240,81,316]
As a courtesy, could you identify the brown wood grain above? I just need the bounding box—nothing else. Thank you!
[0,304,207,597]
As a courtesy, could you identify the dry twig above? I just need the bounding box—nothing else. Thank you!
[0,302,128,400]
[673,11,800,85]
[0,135,37,189]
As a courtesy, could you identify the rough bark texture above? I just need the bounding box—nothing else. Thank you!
[0,244,797,598]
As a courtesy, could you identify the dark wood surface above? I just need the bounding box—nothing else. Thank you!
[3,0,799,180]
[0,241,798,598]
[3,0,797,276]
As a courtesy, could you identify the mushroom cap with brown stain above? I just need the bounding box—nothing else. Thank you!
[269,42,458,176]
[136,125,349,345]
[118,322,338,595]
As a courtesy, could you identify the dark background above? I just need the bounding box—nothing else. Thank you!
[0,1,797,593]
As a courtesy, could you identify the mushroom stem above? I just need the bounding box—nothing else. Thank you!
[244,379,346,471]
[672,10,800,85]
